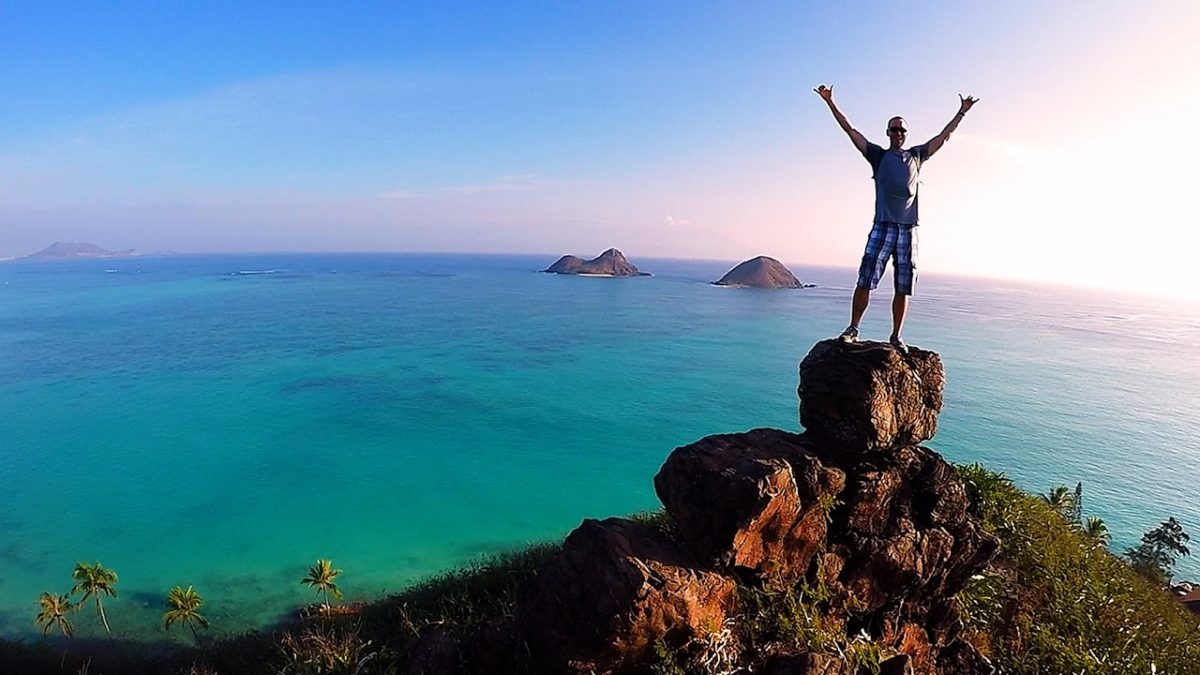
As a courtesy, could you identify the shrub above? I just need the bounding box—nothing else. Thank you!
[955,464,1200,674]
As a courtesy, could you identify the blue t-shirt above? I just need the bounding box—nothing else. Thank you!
[863,142,929,225]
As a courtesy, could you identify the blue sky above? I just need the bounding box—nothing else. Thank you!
[3,1,1198,296]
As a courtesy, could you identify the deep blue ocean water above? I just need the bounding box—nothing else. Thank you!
[1,253,1198,641]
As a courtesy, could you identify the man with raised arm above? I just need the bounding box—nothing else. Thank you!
[814,84,977,354]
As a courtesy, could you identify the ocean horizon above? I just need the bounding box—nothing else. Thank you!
[2,252,1198,643]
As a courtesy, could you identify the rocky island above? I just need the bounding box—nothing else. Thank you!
[713,255,813,288]
[543,248,648,276]
[18,242,137,260]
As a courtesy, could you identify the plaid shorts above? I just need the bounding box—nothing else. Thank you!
[856,221,918,295]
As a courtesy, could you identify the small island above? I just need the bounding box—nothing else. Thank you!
[712,255,813,288]
[18,242,137,261]
[543,248,649,276]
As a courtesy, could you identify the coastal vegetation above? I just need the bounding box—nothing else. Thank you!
[957,464,1200,673]
[34,593,75,639]
[1125,517,1192,586]
[300,560,344,611]
[2,479,1197,674]
[163,587,209,647]
[70,562,119,637]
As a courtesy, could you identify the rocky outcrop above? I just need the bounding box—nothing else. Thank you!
[517,518,737,673]
[712,256,813,288]
[799,340,945,453]
[654,429,845,583]
[21,242,136,260]
[543,248,647,276]
[422,340,997,674]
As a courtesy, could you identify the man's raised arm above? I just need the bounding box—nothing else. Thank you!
[814,84,868,155]
[924,94,978,158]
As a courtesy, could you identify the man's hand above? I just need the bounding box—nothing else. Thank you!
[815,85,867,153]
[927,94,978,157]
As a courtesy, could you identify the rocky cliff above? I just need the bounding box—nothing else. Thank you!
[543,248,647,276]
[404,340,999,674]
[713,256,813,288]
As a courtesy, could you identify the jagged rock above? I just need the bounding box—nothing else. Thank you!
[402,627,462,675]
[798,339,944,452]
[455,341,996,673]
[543,248,647,276]
[516,517,736,673]
[892,624,933,673]
[879,654,913,675]
[712,256,812,288]
[654,428,845,581]
[823,447,999,623]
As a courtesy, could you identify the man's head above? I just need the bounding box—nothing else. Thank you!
[886,116,907,150]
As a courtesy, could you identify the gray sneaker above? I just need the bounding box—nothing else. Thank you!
[839,325,859,343]
[890,334,909,355]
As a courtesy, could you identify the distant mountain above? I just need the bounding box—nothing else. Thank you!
[712,256,813,288]
[543,248,649,276]
[20,242,137,260]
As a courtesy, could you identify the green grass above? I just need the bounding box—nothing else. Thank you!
[956,462,1200,674]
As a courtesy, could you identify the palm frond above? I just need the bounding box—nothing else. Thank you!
[35,592,75,638]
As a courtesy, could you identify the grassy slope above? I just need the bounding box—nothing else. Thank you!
[956,463,1200,674]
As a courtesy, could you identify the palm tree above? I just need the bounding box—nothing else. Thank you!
[71,561,118,636]
[1084,517,1111,545]
[1041,485,1076,519]
[163,586,209,646]
[35,592,75,638]
[300,559,343,610]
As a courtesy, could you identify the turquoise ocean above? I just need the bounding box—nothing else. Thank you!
[2,253,1198,642]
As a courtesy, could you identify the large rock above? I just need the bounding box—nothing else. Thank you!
[543,248,647,276]
[450,340,996,674]
[654,428,844,581]
[798,339,944,452]
[712,256,812,288]
[822,447,999,634]
[516,517,736,673]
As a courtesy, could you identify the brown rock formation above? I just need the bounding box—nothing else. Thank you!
[798,339,945,453]
[712,256,812,288]
[543,248,647,276]
[654,429,845,582]
[516,517,737,673]
[427,340,996,675]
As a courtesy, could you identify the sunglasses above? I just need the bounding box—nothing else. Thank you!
[887,127,907,134]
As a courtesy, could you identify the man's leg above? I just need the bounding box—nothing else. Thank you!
[851,286,871,328]
[891,291,908,338]
[889,225,917,353]
[842,222,890,341]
